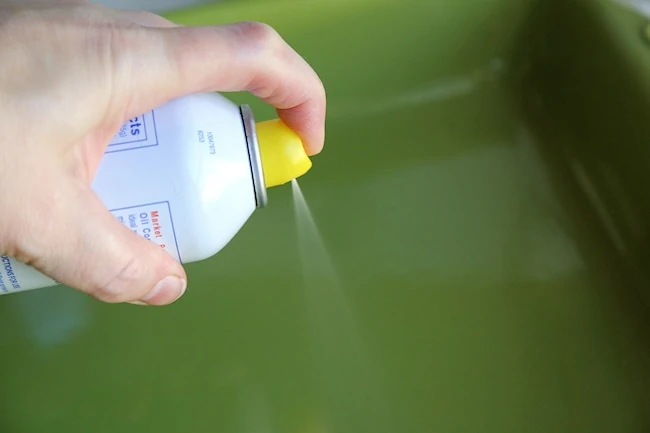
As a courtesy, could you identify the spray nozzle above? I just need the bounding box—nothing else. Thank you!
[255,119,312,188]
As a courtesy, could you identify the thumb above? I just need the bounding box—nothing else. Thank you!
[19,180,187,306]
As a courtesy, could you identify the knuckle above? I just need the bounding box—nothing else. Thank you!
[130,10,160,21]
[128,10,174,27]
[309,77,327,108]
[234,21,282,51]
[316,76,327,99]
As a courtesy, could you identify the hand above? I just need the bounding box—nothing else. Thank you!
[0,0,326,305]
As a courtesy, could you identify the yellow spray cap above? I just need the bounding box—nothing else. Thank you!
[255,119,312,188]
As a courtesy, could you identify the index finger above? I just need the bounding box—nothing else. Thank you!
[126,21,326,155]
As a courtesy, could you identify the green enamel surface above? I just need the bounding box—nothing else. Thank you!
[2,0,650,431]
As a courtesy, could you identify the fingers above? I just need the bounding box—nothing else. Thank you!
[10,179,187,305]
[121,21,326,155]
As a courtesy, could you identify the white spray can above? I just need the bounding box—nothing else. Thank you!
[0,92,313,295]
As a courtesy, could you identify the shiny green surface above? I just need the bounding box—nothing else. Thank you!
[3,0,650,431]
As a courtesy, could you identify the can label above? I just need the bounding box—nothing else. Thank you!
[112,201,182,262]
[106,111,159,153]
[0,255,22,293]
[0,255,57,293]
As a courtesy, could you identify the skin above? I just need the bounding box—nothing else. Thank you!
[0,0,326,306]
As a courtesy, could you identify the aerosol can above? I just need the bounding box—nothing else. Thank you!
[0,92,313,294]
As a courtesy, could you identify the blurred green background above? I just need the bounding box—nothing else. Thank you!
[3,0,650,432]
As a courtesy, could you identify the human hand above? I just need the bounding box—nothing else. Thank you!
[0,0,326,305]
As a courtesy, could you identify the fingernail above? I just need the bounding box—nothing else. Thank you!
[141,276,186,306]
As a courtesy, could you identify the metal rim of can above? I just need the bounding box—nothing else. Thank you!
[240,104,269,209]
